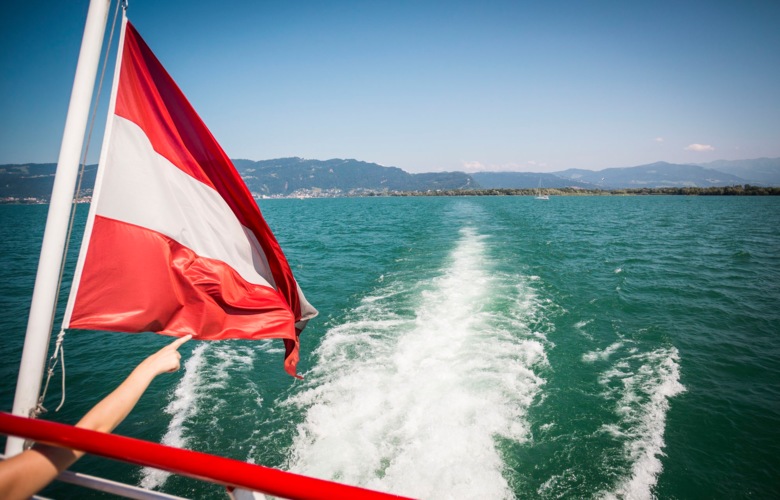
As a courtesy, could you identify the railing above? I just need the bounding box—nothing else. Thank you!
[0,412,412,500]
[0,455,187,500]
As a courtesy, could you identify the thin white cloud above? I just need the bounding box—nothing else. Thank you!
[654,137,664,143]
[685,143,714,152]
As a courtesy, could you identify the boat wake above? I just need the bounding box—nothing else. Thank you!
[139,343,208,489]
[599,346,685,500]
[281,227,549,498]
[139,342,264,490]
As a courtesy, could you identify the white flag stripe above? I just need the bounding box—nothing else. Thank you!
[97,116,275,289]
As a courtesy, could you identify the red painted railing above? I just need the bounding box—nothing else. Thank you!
[0,412,412,500]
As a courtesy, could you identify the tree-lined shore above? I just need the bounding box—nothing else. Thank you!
[382,185,780,197]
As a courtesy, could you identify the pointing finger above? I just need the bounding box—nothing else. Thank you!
[168,334,193,351]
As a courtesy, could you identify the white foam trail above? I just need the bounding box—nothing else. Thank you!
[582,342,623,363]
[140,342,257,489]
[140,342,209,489]
[284,227,548,499]
[574,319,593,329]
[574,319,594,340]
[601,347,685,500]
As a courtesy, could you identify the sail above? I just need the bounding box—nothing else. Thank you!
[63,19,317,377]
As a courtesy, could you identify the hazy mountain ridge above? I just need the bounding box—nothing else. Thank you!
[693,158,780,185]
[1,157,778,200]
[0,163,97,199]
[474,159,780,189]
[553,161,747,189]
[233,158,475,194]
[470,171,595,189]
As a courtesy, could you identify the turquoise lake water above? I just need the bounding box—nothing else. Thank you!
[1,196,779,499]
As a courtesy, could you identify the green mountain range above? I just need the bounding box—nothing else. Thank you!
[232,158,475,194]
[1,157,778,201]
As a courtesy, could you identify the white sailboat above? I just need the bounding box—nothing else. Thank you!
[535,178,550,200]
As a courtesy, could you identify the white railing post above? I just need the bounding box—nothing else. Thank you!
[5,0,111,456]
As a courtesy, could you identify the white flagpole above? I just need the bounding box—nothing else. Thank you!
[6,0,111,456]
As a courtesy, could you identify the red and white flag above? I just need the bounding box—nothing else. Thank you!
[63,20,317,377]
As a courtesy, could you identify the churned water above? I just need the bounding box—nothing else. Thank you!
[1,196,779,499]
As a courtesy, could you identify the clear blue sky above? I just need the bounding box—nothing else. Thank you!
[2,0,779,173]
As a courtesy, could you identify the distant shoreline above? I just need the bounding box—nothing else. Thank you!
[3,185,779,205]
[263,184,780,199]
[381,185,780,197]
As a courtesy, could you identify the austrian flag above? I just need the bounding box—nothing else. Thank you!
[63,20,317,377]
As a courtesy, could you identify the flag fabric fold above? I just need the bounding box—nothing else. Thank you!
[64,19,316,377]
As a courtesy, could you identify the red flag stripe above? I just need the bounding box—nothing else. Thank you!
[69,216,296,337]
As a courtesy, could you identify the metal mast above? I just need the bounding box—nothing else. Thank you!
[6,0,111,456]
